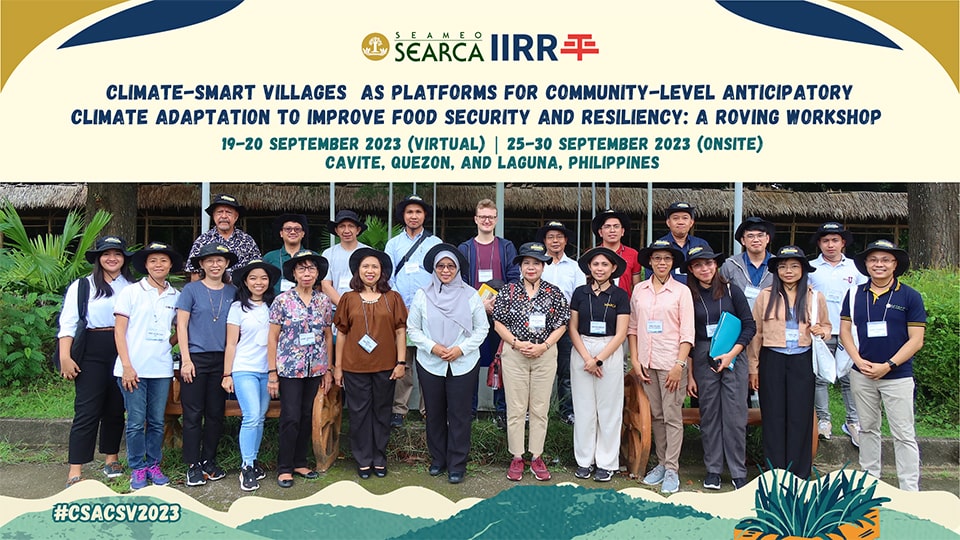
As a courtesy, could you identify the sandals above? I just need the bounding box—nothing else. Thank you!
[65,476,83,488]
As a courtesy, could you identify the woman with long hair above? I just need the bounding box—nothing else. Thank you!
[748,245,830,479]
[58,236,134,487]
[492,242,570,482]
[568,247,630,482]
[683,246,756,490]
[269,250,334,488]
[408,243,488,484]
[630,239,694,494]
[222,259,280,491]
[177,242,238,487]
[334,248,408,479]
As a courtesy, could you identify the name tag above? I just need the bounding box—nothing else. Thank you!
[529,313,546,331]
[646,320,663,334]
[706,323,717,338]
[359,333,378,353]
[404,262,420,274]
[478,269,493,283]
[785,328,800,342]
[299,332,316,346]
[590,320,606,334]
[744,286,761,300]
[866,321,888,338]
[280,278,295,292]
[338,276,351,290]
[146,325,167,342]
[826,291,843,303]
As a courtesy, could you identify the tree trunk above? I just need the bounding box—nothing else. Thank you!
[85,183,139,242]
[907,182,959,269]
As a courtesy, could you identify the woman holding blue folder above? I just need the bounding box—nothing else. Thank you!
[683,247,756,491]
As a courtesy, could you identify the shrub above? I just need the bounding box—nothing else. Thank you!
[0,290,61,387]
[900,269,959,429]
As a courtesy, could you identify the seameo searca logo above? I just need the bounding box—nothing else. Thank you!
[362,33,390,61]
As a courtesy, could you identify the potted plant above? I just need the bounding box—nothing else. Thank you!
[734,465,890,540]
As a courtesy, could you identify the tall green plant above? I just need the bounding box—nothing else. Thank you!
[357,216,403,251]
[0,201,112,295]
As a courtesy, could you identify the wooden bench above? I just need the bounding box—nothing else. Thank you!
[620,373,819,479]
[163,377,343,472]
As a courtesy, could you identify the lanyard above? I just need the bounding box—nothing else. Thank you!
[588,286,611,325]
[866,287,894,323]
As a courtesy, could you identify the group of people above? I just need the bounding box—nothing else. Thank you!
[57,193,926,494]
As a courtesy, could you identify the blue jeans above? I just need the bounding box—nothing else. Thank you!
[233,371,269,467]
[118,377,170,470]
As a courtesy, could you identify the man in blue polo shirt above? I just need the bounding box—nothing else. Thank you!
[840,239,925,491]
[657,202,711,284]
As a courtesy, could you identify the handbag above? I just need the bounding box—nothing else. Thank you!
[809,290,837,383]
[51,277,90,372]
[486,341,504,390]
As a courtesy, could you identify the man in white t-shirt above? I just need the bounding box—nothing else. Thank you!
[321,210,370,306]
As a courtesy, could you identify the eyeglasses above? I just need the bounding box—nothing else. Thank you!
[649,256,673,263]
[743,233,767,240]
[282,227,304,233]
[435,264,457,271]
[600,224,622,230]
[866,257,896,265]
[476,215,497,222]
[295,265,318,273]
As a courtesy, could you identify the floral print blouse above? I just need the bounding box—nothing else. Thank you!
[269,288,333,378]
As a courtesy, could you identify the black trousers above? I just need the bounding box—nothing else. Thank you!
[418,362,479,474]
[343,370,394,468]
[179,352,227,465]
[69,331,125,464]
[277,376,322,475]
[758,348,815,479]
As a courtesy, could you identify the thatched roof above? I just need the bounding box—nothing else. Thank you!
[0,183,908,221]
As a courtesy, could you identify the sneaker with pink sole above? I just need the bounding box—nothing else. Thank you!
[507,457,524,481]
[530,457,551,481]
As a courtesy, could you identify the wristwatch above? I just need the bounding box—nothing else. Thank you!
[886,360,897,370]
[676,360,687,368]
[595,359,604,367]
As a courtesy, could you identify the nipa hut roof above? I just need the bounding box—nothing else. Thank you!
[0,183,908,221]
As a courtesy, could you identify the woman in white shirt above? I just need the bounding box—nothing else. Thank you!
[58,236,133,487]
[407,244,488,484]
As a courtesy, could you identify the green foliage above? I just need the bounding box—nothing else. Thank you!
[0,200,112,296]
[358,215,403,251]
[900,268,960,429]
[0,290,61,387]
[737,466,890,538]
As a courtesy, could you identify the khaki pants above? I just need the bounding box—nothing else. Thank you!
[642,366,687,472]
[501,344,558,457]
[850,370,919,491]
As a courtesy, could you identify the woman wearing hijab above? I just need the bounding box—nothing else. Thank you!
[58,236,134,487]
[333,248,408,479]
[408,244,489,484]
[683,246,756,491]
[748,245,830,480]
[568,247,630,482]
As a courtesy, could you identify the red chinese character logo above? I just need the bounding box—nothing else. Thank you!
[560,34,599,60]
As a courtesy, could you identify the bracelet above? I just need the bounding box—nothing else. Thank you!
[268,369,277,373]
[397,361,407,366]
[222,374,232,378]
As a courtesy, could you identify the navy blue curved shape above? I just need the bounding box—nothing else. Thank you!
[717,0,900,50]
[60,0,244,49]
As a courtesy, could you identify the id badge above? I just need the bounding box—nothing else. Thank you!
[359,333,378,353]
[146,325,167,342]
[866,321,888,338]
[299,332,316,346]
[404,262,420,274]
[528,313,546,331]
[590,320,606,334]
[338,276,351,290]
[478,269,493,283]
[785,328,800,342]
[646,320,663,334]
[744,286,761,301]
[706,323,717,338]
[826,291,843,303]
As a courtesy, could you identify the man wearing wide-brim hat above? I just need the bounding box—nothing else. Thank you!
[185,193,261,280]
[720,216,776,310]
[321,210,370,306]
[384,194,442,427]
[591,209,642,297]
[840,239,926,491]
[264,213,310,295]
[808,222,867,447]
[657,202,712,285]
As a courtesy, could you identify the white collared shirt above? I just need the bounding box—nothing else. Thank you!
[808,254,867,333]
